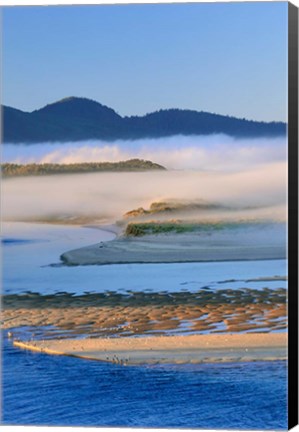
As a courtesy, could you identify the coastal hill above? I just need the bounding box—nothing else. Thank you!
[2,96,286,143]
[2,159,166,177]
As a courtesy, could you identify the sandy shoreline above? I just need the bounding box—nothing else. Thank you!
[61,229,286,265]
[13,333,287,365]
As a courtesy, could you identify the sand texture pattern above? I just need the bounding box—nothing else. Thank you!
[2,288,287,339]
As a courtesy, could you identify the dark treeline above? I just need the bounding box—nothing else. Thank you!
[2,97,286,143]
[2,159,166,177]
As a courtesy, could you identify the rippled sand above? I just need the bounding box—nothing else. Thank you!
[2,288,287,339]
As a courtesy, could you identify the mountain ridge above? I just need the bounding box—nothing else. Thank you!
[2,97,286,143]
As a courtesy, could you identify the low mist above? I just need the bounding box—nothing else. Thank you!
[2,162,287,224]
[3,135,286,171]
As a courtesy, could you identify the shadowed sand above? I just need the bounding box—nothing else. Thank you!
[61,228,286,265]
[13,333,287,365]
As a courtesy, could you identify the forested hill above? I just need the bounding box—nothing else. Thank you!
[2,160,166,177]
[2,97,286,143]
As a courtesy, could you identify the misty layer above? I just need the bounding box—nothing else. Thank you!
[2,163,287,224]
[2,135,286,171]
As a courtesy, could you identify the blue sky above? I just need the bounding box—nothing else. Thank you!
[2,2,287,121]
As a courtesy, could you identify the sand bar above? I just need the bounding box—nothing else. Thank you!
[61,231,286,265]
[13,333,287,365]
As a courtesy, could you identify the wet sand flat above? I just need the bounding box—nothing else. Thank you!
[2,289,287,338]
[14,333,287,365]
[61,230,286,265]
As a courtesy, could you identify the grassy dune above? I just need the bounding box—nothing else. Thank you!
[125,221,197,236]
[124,220,265,237]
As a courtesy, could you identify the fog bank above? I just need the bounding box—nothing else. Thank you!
[2,162,287,223]
[2,135,286,171]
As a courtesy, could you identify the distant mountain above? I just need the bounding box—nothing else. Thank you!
[2,97,286,143]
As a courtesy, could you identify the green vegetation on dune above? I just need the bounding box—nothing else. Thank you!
[124,220,269,236]
[2,159,166,177]
[125,221,199,236]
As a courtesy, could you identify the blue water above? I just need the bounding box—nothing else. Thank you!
[1,238,38,245]
[2,335,287,429]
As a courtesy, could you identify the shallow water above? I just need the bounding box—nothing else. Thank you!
[2,222,287,295]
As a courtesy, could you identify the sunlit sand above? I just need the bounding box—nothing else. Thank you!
[13,333,287,365]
